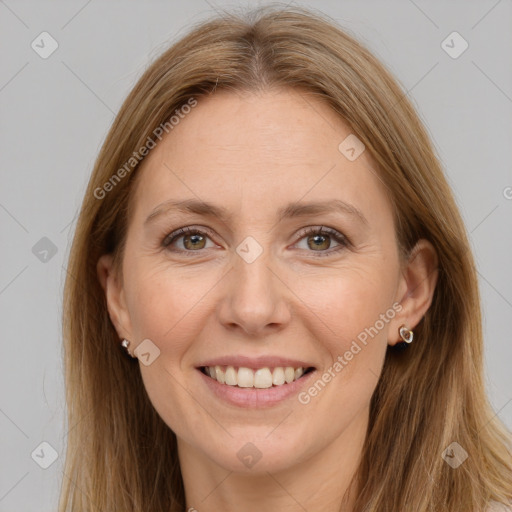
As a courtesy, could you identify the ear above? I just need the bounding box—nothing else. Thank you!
[388,239,439,346]
[97,254,133,342]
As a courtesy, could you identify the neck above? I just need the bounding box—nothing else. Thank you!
[177,407,368,512]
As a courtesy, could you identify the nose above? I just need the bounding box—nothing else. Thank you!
[217,248,292,337]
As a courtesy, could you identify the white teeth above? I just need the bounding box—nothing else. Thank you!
[284,366,295,383]
[237,367,254,388]
[203,365,311,388]
[254,368,273,388]
[272,367,285,386]
[225,366,237,386]
[214,365,225,384]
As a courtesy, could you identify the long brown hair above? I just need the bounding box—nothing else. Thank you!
[59,5,512,511]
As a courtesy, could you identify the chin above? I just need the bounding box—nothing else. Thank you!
[197,429,316,474]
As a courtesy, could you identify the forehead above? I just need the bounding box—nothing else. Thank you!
[131,88,392,226]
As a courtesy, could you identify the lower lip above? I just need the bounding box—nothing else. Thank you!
[196,368,317,408]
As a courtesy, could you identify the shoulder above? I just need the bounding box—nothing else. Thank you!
[487,501,512,512]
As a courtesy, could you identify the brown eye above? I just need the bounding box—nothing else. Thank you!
[182,233,206,250]
[306,233,331,251]
[162,225,349,258]
[295,227,349,256]
[162,227,215,253]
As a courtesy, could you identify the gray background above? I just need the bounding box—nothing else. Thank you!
[1,0,511,510]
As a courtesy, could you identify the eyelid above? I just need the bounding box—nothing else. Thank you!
[161,227,222,257]
[292,225,350,256]
[294,225,350,245]
[162,225,217,247]
[161,224,350,256]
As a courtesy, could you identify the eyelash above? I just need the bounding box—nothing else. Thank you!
[161,225,350,257]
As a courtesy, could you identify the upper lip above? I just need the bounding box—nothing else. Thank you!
[197,355,316,370]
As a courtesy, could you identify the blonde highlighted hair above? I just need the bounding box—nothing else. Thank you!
[60,5,512,511]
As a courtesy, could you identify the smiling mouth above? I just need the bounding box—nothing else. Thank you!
[199,365,315,388]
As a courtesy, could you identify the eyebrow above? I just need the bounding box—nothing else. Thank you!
[144,198,368,226]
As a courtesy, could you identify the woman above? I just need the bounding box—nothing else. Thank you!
[59,5,512,511]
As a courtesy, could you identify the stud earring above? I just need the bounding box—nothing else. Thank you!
[398,325,414,344]
[121,339,137,358]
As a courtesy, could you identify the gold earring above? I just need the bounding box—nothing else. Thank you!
[399,325,414,344]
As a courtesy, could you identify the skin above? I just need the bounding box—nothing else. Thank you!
[97,87,438,512]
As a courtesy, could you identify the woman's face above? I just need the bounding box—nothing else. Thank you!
[100,88,418,474]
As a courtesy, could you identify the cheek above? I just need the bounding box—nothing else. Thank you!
[124,257,219,346]
[291,272,393,425]
[294,258,398,400]
[295,259,398,343]
[123,261,216,435]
